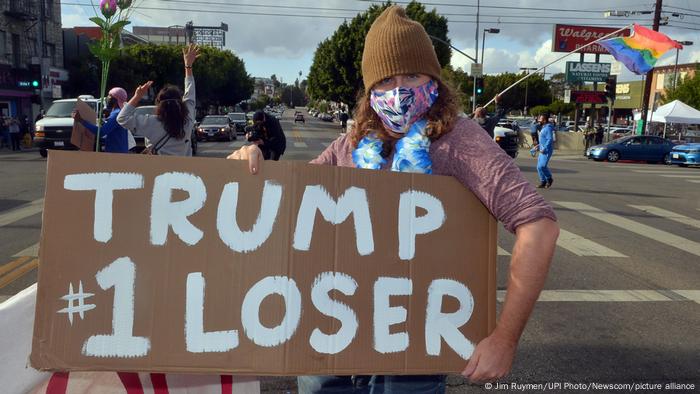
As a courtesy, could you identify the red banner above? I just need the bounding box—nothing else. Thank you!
[571,91,607,104]
[552,24,630,54]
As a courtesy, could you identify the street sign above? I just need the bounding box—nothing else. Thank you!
[610,62,622,76]
[565,62,611,84]
[564,89,571,104]
[471,63,483,78]
[552,24,630,54]
[571,90,607,104]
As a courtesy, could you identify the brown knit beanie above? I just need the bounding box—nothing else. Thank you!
[361,6,442,91]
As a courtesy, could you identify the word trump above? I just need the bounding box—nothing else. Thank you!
[63,171,445,260]
[78,258,475,359]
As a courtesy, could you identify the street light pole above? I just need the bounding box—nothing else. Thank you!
[673,41,693,92]
[481,28,500,71]
[520,67,537,115]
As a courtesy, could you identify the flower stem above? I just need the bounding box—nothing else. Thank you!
[95,59,110,152]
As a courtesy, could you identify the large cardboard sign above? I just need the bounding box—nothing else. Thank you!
[553,24,630,54]
[70,99,96,151]
[31,151,497,375]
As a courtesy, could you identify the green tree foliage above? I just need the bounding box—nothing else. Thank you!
[661,68,700,109]
[440,65,471,111]
[280,84,308,107]
[65,44,253,109]
[480,72,552,113]
[307,1,450,109]
[548,100,576,116]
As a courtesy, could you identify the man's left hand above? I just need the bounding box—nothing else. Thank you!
[462,331,517,383]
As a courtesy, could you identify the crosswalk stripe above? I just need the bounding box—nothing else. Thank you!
[497,246,511,256]
[0,198,44,227]
[687,180,700,184]
[553,201,700,257]
[659,174,700,178]
[0,258,38,289]
[227,141,245,148]
[672,290,700,304]
[496,289,696,303]
[12,243,39,257]
[629,205,700,229]
[632,170,693,174]
[294,141,308,148]
[556,229,627,257]
[321,142,331,148]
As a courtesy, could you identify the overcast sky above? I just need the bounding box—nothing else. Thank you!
[61,0,700,85]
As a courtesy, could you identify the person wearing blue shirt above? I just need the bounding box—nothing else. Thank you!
[535,113,554,188]
[72,87,130,153]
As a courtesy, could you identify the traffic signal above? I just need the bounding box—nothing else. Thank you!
[604,75,617,101]
[475,77,484,95]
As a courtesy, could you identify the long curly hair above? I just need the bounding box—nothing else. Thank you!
[155,85,188,139]
[349,78,460,151]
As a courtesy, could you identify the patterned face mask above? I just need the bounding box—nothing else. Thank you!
[370,79,439,134]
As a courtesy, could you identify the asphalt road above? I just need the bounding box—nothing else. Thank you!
[1,109,698,393]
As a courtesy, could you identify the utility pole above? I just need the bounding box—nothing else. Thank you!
[472,0,480,112]
[639,0,662,135]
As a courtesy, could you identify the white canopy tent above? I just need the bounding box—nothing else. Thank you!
[651,100,700,124]
[648,100,700,139]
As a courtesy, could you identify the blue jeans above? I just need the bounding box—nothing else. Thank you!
[297,375,446,394]
[537,151,553,182]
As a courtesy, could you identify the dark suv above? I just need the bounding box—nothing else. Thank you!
[227,112,248,135]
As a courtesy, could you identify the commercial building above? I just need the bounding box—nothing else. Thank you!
[132,26,188,45]
[0,0,65,119]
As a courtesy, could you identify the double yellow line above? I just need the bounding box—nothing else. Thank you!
[0,256,39,289]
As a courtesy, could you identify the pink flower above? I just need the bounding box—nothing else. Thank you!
[117,0,132,9]
[100,0,117,18]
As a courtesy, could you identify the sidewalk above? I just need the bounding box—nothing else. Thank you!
[517,147,588,161]
[0,147,41,160]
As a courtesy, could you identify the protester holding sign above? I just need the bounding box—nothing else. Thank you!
[229,6,559,391]
[72,87,130,153]
[117,44,200,156]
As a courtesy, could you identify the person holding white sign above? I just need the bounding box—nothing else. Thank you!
[229,6,559,392]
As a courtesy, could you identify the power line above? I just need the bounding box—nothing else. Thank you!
[64,2,653,26]
[356,0,612,14]
[664,5,700,13]
[63,3,353,19]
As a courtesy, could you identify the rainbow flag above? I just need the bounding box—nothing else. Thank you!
[599,24,682,75]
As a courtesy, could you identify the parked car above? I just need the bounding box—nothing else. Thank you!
[586,135,675,164]
[132,105,197,155]
[226,112,248,135]
[493,125,519,158]
[34,95,101,157]
[196,115,236,141]
[606,127,633,140]
[294,113,305,124]
[669,143,700,167]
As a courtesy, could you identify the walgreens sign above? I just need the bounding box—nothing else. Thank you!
[552,24,630,54]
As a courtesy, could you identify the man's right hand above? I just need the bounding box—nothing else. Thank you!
[226,144,263,175]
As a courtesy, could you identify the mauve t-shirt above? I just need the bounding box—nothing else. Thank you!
[310,116,556,233]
